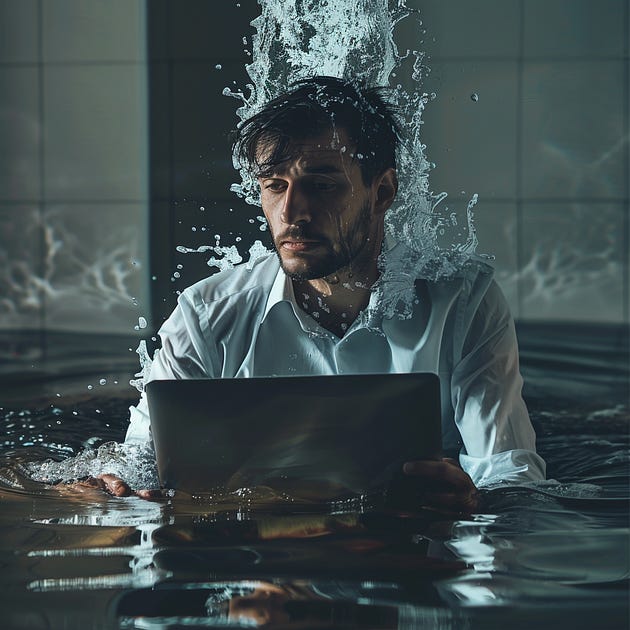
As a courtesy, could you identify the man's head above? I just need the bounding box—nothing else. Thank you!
[234,77,400,282]
[234,76,401,186]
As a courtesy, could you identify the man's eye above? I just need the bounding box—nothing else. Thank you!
[312,180,336,191]
[264,181,286,192]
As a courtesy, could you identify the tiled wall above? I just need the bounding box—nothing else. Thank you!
[415,0,629,323]
[0,0,149,336]
[1,0,628,339]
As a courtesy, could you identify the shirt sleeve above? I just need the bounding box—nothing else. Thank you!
[451,279,546,487]
[124,290,221,444]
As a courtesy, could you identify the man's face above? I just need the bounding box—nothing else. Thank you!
[256,130,382,281]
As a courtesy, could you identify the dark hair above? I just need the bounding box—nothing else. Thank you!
[234,76,401,185]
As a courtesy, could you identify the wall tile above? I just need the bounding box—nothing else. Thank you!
[0,66,41,201]
[43,64,148,201]
[171,60,249,201]
[519,202,625,322]
[421,60,518,199]
[0,204,43,330]
[473,201,520,317]
[0,0,39,64]
[42,203,149,334]
[521,61,626,200]
[42,0,146,63]
[408,0,520,59]
[524,0,626,59]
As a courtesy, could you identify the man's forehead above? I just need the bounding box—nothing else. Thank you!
[255,129,356,172]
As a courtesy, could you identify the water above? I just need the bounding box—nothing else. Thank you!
[0,324,627,629]
[187,0,482,322]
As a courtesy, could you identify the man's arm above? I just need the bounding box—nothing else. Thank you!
[403,277,544,512]
[451,280,545,487]
[95,292,221,497]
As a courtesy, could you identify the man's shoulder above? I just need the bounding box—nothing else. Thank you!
[181,252,279,307]
[422,256,496,299]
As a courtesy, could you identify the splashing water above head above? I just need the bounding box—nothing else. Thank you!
[223,0,481,319]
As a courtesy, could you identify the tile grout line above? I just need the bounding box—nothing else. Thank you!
[36,0,47,362]
[623,0,630,324]
[515,0,525,320]
[167,0,177,326]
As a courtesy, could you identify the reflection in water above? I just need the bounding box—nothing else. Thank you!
[0,323,628,627]
[0,387,628,628]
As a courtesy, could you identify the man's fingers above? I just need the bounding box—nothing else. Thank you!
[96,474,133,497]
[136,488,164,500]
[402,459,475,492]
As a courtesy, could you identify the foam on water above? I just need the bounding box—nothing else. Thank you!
[28,441,159,491]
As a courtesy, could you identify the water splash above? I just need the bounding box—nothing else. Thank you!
[221,0,483,319]
[27,441,159,491]
[176,239,272,273]
[129,340,153,393]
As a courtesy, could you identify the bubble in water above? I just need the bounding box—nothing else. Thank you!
[471,92,479,102]
[215,64,222,70]
[99,378,107,386]
[87,385,93,390]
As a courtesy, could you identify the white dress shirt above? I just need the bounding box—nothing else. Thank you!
[126,251,546,487]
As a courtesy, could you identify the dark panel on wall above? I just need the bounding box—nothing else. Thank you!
[147,0,271,330]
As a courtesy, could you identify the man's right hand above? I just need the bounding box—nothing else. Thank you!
[76,474,162,500]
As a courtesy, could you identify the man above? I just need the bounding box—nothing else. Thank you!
[99,76,545,508]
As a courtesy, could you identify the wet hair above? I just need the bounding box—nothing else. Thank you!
[234,76,401,185]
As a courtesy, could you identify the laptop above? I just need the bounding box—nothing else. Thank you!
[146,372,442,500]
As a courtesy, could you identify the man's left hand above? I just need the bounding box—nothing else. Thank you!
[401,457,478,514]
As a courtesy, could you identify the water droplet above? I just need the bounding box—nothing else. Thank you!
[214,64,222,70]
[99,378,107,386]
[471,92,479,102]
[87,385,93,390]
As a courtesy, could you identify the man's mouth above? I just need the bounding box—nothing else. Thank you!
[279,238,323,252]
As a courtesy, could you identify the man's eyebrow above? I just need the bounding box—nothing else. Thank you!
[256,162,345,178]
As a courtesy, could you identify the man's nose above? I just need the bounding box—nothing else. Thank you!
[280,183,311,225]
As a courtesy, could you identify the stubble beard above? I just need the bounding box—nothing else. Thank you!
[272,201,374,281]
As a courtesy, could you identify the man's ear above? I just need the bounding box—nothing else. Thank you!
[373,168,398,215]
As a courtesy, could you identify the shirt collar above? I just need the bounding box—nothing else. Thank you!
[262,264,293,323]
[261,265,385,336]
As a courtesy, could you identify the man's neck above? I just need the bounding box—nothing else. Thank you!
[293,263,379,338]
